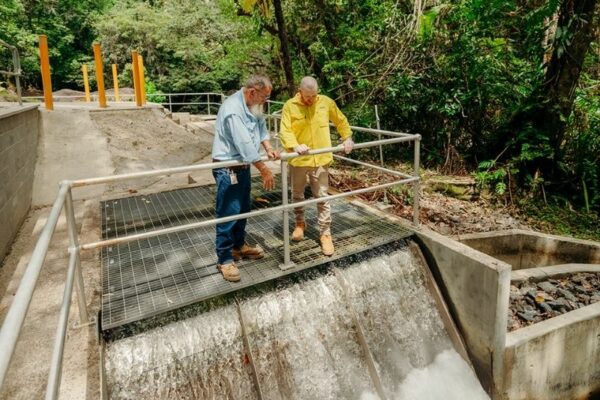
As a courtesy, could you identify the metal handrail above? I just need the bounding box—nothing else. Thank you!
[77,138,418,251]
[21,92,226,115]
[0,112,420,398]
[0,184,69,387]
[0,39,22,105]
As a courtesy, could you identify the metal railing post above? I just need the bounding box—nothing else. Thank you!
[168,94,172,112]
[64,187,89,324]
[0,184,69,388]
[12,48,22,105]
[281,160,291,268]
[413,136,421,227]
[45,248,78,400]
[207,94,211,115]
[375,105,384,167]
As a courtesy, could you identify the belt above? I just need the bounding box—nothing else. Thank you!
[213,159,250,171]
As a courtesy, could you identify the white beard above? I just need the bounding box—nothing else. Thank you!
[249,103,264,119]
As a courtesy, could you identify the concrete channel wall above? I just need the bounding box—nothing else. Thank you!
[503,302,600,400]
[0,105,39,264]
[414,229,512,398]
[458,230,600,270]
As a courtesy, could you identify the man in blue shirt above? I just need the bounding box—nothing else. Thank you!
[212,75,279,282]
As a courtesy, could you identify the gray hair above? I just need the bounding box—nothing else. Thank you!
[299,76,318,91]
[244,75,272,91]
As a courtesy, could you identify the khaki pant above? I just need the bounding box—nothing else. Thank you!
[290,165,331,235]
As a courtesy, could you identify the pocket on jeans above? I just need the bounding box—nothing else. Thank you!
[213,168,230,185]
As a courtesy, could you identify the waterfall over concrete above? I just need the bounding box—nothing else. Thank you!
[104,246,489,399]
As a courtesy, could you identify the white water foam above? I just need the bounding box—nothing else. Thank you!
[104,247,490,399]
[361,348,490,400]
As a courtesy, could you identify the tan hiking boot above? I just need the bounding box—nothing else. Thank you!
[320,234,334,256]
[292,222,306,241]
[217,262,240,282]
[232,243,265,261]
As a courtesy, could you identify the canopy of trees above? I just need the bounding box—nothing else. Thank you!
[1,0,598,212]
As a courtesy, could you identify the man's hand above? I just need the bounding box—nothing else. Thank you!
[343,138,354,154]
[266,148,280,160]
[255,161,274,191]
[294,144,310,154]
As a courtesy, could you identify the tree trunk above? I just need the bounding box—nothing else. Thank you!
[536,0,598,172]
[272,0,295,96]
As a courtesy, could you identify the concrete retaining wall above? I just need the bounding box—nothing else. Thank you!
[503,302,600,400]
[414,229,512,397]
[458,230,600,270]
[0,105,40,263]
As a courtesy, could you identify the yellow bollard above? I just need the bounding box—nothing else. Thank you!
[137,55,147,104]
[82,64,91,102]
[92,43,107,108]
[111,64,120,102]
[131,50,142,107]
[38,35,53,110]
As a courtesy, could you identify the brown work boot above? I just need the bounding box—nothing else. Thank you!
[232,243,265,261]
[320,234,334,256]
[217,262,240,282]
[292,222,306,241]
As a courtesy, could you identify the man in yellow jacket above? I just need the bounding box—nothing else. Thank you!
[279,76,354,256]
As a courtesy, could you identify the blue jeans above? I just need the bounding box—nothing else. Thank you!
[213,167,251,264]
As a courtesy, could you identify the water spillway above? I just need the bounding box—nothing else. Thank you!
[104,244,489,399]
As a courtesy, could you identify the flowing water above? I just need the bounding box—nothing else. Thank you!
[104,246,489,399]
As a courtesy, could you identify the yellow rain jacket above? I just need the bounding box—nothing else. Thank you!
[279,93,352,167]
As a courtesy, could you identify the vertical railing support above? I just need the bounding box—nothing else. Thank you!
[45,248,77,400]
[280,160,292,269]
[413,135,421,227]
[375,105,384,167]
[168,94,172,112]
[207,94,211,115]
[112,64,120,102]
[131,50,142,107]
[92,43,107,108]
[82,65,91,102]
[12,47,22,105]
[64,187,89,324]
[38,35,53,110]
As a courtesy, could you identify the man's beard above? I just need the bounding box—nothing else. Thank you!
[249,103,264,119]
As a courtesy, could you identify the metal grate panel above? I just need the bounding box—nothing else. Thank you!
[100,178,412,329]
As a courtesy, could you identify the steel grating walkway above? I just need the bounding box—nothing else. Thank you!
[100,177,412,329]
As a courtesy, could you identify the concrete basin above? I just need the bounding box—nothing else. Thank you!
[424,229,600,399]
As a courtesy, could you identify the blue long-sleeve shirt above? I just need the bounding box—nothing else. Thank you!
[212,89,269,163]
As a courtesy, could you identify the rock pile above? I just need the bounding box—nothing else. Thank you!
[508,273,600,331]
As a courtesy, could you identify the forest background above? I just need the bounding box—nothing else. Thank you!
[1,0,599,235]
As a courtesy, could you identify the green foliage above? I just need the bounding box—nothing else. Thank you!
[562,47,600,211]
[145,80,165,104]
[1,0,598,214]
[0,0,111,89]
[522,201,600,242]
[474,160,510,196]
[95,0,270,94]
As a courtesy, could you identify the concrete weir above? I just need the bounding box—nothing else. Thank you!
[417,229,600,400]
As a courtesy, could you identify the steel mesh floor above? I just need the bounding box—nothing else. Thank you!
[100,177,412,329]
